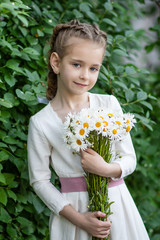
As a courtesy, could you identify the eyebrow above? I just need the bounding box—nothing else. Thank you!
[71,58,101,67]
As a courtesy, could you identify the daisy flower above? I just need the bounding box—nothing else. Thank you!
[70,136,88,152]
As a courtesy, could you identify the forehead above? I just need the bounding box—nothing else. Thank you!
[64,37,104,63]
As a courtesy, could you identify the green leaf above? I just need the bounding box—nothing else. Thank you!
[125,66,136,75]
[6,225,18,238]
[0,208,12,223]
[115,66,124,74]
[0,188,7,206]
[24,69,35,82]
[104,2,113,11]
[125,89,135,102]
[37,29,44,37]
[114,81,128,90]
[115,35,125,42]
[145,43,155,53]
[7,189,17,202]
[0,143,7,148]
[17,15,28,27]
[31,2,42,16]
[0,151,9,161]
[140,101,153,110]
[4,92,15,105]
[4,73,16,87]
[98,72,108,83]
[54,0,63,12]
[139,68,150,74]
[101,65,109,76]
[3,136,19,145]
[26,35,38,46]
[16,89,25,100]
[113,49,128,56]
[19,26,28,36]
[23,47,40,56]
[11,48,22,57]
[0,21,7,27]
[0,98,13,108]
[32,71,40,81]
[125,30,134,38]
[0,3,15,12]
[32,195,45,214]
[104,50,111,57]
[16,217,35,235]
[6,59,24,73]
[3,173,15,187]
[15,1,31,10]
[25,91,36,101]
[43,27,53,34]
[137,91,148,100]
[0,38,13,50]
[148,95,157,100]
[86,11,99,21]
[73,9,83,18]
[79,2,91,12]
[0,174,6,184]
[102,18,117,27]
[0,110,11,119]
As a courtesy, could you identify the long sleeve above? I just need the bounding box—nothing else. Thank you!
[109,95,137,179]
[27,116,70,215]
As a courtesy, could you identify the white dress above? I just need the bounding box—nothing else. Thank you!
[27,93,150,240]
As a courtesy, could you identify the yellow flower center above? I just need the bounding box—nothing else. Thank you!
[76,120,79,124]
[112,129,117,135]
[95,122,101,128]
[83,122,89,128]
[126,119,130,124]
[108,113,114,117]
[100,116,104,119]
[115,121,121,125]
[126,126,131,132]
[79,129,85,135]
[76,139,82,145]
[103,128,107,132]
[103,121,108,126]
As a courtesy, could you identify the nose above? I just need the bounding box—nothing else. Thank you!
[79,68,89,80]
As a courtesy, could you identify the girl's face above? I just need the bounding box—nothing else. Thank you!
[51,37,105,97]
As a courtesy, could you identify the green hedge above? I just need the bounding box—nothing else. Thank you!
[0,0,159,239]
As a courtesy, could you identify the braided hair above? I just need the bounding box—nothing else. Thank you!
[47,20,107,100]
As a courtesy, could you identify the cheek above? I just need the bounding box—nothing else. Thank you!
[90,73,99,83]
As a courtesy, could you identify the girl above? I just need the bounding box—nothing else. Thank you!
[27,20,150,240]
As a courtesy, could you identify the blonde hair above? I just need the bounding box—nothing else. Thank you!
[47,19,107,100]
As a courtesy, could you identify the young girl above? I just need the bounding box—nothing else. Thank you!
[27,20,150,240]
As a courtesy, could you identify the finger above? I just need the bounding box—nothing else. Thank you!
[84,148,96,154]
[94,232,110,239]
[94,211,106,218]
[95,230,110,238]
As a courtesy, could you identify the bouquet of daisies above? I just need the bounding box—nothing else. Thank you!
[63,107,136,240]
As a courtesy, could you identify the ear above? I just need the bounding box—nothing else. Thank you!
[50,52,61,74]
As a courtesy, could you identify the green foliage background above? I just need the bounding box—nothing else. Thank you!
[0,0,159,239]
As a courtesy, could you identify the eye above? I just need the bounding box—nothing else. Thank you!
[90,67,98,72]
[73,63,81,68]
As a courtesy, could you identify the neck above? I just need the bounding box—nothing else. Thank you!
[52,89,90,113]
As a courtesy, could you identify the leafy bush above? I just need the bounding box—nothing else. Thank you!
[0,0,159,239]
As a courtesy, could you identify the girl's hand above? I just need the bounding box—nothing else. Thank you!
[81,148,108,176]
[79,211,111,238]
[81,148,122,178]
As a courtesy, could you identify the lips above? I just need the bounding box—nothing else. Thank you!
[74,82,88,87]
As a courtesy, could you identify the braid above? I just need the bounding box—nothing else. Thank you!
[46,20,107,100]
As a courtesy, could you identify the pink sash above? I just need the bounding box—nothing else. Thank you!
[60,176,124,193]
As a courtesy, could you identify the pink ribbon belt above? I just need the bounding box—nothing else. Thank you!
[60,176,124,193]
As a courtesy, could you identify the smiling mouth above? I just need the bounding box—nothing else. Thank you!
[74,82,88,87]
